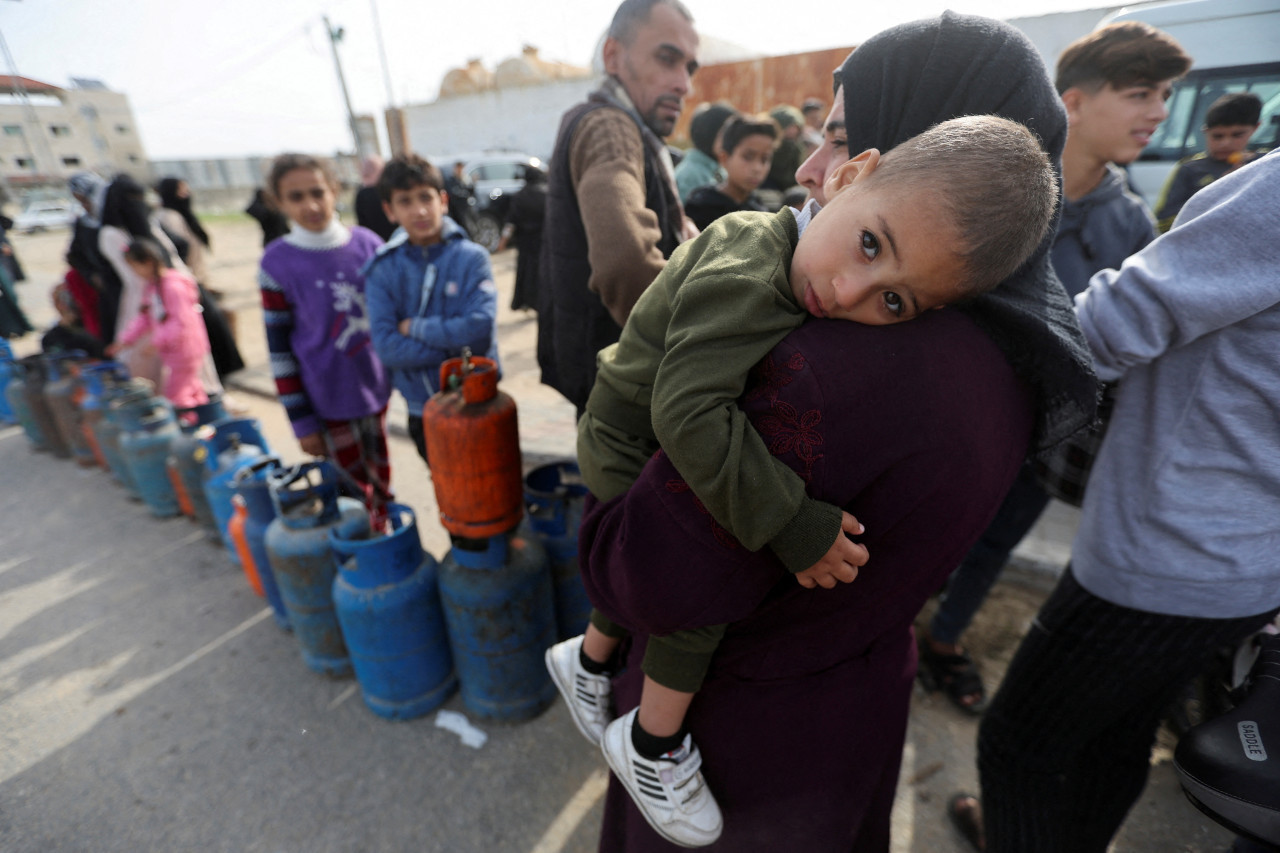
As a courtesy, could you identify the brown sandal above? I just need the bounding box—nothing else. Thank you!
[949,793,986,852]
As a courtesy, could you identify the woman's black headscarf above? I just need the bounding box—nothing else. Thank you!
[100,175,154,240]
[157,177,211,250]
[838,11,1097,451]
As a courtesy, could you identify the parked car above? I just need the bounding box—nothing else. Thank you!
[12,199,82,234]
[437,151,544,252]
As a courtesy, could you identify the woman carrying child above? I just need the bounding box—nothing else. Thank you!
[258,153,393,528]
[571,12,1098,851]
[106,239,211,408]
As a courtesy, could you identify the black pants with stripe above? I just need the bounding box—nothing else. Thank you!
[977,565,1277,853]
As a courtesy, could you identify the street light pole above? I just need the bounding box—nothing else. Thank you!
[322,15,366,160]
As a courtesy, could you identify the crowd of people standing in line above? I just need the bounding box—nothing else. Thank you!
[5,0,1274,848]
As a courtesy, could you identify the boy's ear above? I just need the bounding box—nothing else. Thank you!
[824,148,881,199]
[380,200,397,224]
[1060,87,1085,123]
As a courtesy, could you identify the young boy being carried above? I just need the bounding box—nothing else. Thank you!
[545,115,1059,848]
[363,154,499,466]
[1154,92,1263,232]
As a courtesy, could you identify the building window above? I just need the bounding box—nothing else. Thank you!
[49,124,71,137]
[3,125,21,136]
[61,156,81,167]
[128,154,139,163]
[115,124,130,134]
[15,157,33,168]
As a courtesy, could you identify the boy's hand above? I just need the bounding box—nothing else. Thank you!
[298,432,328,457]
[398,318,412,337]
[795,512,868,589]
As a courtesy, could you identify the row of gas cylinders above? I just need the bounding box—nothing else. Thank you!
[1,346,593,723]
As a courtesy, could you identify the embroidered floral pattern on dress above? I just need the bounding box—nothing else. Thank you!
[756,402,824,484]
[664,476,740,550]
[745,351,807,405]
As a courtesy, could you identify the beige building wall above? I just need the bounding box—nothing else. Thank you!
[0,80,148,192]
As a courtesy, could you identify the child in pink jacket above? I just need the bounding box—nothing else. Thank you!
[107,238,211,408]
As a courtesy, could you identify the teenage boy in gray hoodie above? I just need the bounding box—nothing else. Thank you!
[963,146,1280,853]
[918,21,1192,716]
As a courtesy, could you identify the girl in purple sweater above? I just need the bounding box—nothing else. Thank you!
[258,154,392,527]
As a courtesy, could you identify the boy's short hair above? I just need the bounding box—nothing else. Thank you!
[1205,92,1263,128]
[689,102,738,157]
[377,154,445,202]
[267,153,338,201]
[866,115,1058,295]
[1055,22,1191,95]
[719,115,777,155]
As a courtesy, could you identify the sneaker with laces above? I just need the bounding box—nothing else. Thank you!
[600,708,723,848]
[545,635,614,746]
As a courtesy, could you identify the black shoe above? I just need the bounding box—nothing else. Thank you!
[1175,633,1280,847]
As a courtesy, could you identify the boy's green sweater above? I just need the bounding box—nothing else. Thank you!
[579,207,843,573]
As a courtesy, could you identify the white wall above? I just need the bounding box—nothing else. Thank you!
[402,76,600,163]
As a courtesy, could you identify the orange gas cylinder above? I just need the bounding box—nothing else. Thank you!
[229,494,265,597]
[422,352,523,538]
[167,456,196,517]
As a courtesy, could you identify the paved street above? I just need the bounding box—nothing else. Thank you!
[0,217,1236,852]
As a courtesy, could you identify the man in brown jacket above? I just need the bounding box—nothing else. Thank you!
[538,0,700,414]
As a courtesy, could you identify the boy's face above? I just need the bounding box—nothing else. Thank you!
[790,150,964,326]
[1205,123,1258,161]
[383,185,447,245]
[1062,81,1174,166]
[720,133,773,196]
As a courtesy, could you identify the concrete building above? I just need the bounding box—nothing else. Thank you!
[0,76,148,195]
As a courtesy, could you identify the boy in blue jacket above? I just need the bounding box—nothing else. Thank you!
[364,154,500,464]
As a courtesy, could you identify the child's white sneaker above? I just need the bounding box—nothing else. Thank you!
[600,708,723,848]
[545,635,614,746]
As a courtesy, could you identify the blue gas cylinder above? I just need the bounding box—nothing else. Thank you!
[266,461,369,676]
[120,397,182,517]
[198,418,271,566]
[168,397,229,528]
[523,460,592,640]
[44,353,96,466]
[332,503,457,719]
[0,340,15,424]
[78,362,129,469]
[4,357,47,449]
[21,356,68,457]
[98,381,153,494]
[232,456,290,630]
[438,530,556,721]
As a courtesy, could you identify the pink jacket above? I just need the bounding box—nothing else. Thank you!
[117,269,210,372]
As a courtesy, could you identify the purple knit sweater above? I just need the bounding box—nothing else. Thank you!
[258,224,390,437]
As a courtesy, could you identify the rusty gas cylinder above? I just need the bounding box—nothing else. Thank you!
[422,351,523,538]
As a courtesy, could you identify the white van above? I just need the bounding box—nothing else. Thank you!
[1102,0,1280,204]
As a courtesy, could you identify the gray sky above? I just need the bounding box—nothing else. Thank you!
[1,0,1114,159]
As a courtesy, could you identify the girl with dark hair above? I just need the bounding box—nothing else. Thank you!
[156,177,245,379]
[106,238,211,408]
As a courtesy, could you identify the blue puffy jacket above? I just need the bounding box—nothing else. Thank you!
[363,216,500,414]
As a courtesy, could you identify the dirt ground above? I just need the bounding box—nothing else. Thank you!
[3,214,1239,852]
